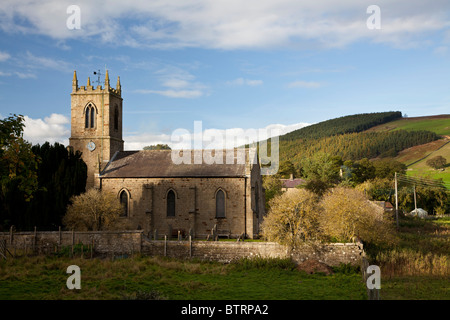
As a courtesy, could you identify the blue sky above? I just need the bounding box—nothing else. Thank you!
[1,0,450,150]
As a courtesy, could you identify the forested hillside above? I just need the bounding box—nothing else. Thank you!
[280,111,402,141]
[275,111,439,170]
[281,130,439,164]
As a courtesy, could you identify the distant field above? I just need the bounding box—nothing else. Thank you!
[368,115,450,188]
[368,115,450,136]
[394,139,449,166]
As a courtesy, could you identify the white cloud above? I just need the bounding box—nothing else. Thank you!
[22,113,70,146]
[22,51,72,72]
[15,71,37,79]
[135,64,207,98]
[135,89,204,98]
[123,121,310,151]
[0,51,10,62]
[0,70,37,79]
[1,0,449,50]
[226,78,263,86]
[288,81,322,89]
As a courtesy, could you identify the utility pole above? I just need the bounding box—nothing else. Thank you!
[395,172,399,228]
[414,184,417,215]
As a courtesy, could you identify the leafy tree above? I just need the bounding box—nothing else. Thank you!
[397,185,448,215]
[278,160,296,178]
[301,152,341,183]
[0,115,88,231]
[319,187,397,245]
[355,178,394,202]
[426,156,447,170]
[301,152,341,195]
[351,158,376,184]
[372,159,406,179]
[143,144,171,150]
[0,114,39,201]
[0,114,39,230]
[63,188,131,231]
[262,174,284,211]
[25,142,87,229]
[261,189,322,249]
[302,179,330,197]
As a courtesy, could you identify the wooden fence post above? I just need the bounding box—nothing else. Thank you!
[71,230,75,257]
[164,235,167,257]
[58,226,62,247]
[9,226,13,246]
[33,226,37,254]
[189,235,192,258]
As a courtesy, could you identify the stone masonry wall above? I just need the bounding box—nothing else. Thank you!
[0,230,363,266]
[101,177,257,239]
[0,230,142,255]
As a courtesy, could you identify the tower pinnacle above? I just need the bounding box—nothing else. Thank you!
[72,70,78,92]
[116,76,121,94]
[105,69,110,88]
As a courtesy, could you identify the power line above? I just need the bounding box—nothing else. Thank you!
[396,173,447,189]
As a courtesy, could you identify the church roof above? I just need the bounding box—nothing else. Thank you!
[100,149,255,178]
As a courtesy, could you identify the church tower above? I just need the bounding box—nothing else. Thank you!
[69,70,124,189]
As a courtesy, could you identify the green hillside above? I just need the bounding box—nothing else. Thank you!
[274,112,449,188]
[280,111,402,141]
[367,114,450,136]
[276,112,439,169]
[367,115,450,188]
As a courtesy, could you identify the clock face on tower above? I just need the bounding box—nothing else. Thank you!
[87,141,96,151]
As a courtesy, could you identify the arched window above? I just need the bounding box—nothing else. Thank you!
[119,190,128,217]
[167,190,176,217]
[216,189,225,218]
[90,106,95,128]
[85,107,90,128]
[255,183,259,215]
[85,103,96,129]
[114,106,119,131]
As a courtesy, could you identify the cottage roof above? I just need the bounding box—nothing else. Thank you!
[100,149,256,178]
[281,178,306,188]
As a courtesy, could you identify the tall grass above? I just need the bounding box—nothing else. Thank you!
[367,216,450,278]
[376,249,448,277]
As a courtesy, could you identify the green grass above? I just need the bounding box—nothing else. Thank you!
[365,216,450,300]
[368,115,450,187]
[380,276,449,300]
[404,140,450,188]
[0,255,367,300]
[369,116,450,136]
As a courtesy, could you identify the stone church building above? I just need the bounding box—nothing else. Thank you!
[69,71,265,239]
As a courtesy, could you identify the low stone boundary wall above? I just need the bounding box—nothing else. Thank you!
[142,239,363,266]
[0,229,363,266]
[0,230,143,255]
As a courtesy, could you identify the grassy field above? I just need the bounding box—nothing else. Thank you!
[368,115,450,187]
[1,217,448,300]
[0,255,366,300]
[368,115,450,136]
[366,216,450,300]
[404,140,450,184]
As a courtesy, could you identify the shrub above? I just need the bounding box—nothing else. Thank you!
[261,189,322,248]
[63,188,131,231]
[319,187,397,245]
[426,156,447,170]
